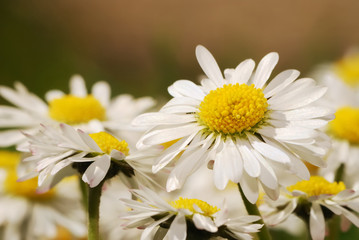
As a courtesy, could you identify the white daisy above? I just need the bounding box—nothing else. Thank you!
[0,151,86,240]
[134,45,333,203]
[100,177,142,240]
[18,123,154,191]
[261,176,359,240]
[120,186,262,240]
[0,75,156,148]
[313,52,359,187]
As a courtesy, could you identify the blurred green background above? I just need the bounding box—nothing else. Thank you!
[1,1,359,239]
[1,0,359,100]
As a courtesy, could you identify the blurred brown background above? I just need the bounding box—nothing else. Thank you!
[1,0,359,99]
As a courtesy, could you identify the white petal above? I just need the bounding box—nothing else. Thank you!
[45,90,64,102]
[166,143,209,192]
[69,75,87,97]
[141,215,172,240]
[92,81,110,107]
[193,214,218,232]
[252,52,279,89]
[269,85,327,111]
[82,156,111,187]
[239,172,258,204]
[265,200,296,225]
[169,80,205,100]
[168,214,187,240]
[263,70,300,98]
[310,203,325,240]
[246,133,290,164]
[133,112,195,126]
[236,139,260,178]
[196,45,224,87]
[214,139,243,188]
[141,124,202,146]
[0,129,25,147]
[229,59,255,85]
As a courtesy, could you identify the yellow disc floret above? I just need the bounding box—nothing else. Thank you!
[329,107,359,144]
[198,83,268,135]
[0,151,21,169]
[89,132,129,156]
[287,176,346,198]
[335,53,359,86]
[170,197,220,217]
[5,170,55,200]
[49,95,106,124]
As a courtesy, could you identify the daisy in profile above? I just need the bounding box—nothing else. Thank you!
[313,51,359,187]
[134,45,333,203]
[261,176,359,240]
[18,123,155,192]
[0,150,87,240]
[0,75,156,148]
[120,186,262,240]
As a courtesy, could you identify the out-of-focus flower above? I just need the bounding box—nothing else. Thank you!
[261,176,359,240]
[120,186,262,240]
[134,45,333,203]
[0,75,156,148]
[313,51,359,187]
[100,177,142,240]
[18,124,155,192]
[0,150,86,240]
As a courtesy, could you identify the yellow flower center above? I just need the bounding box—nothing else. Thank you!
[49,95,106,124]
[335,54,359,86]
[0,151,20,169]
[329,107,359,144]
[170,197,220,216]
[89,132,129,156]
[5,170,55,200]
[198,84,268,135]
[287,176,346,197]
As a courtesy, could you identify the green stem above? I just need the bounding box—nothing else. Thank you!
[88,181,104,240]
[328,215,340,240]
[327,163,345,240]
[238,184,272,240]
[334,163,345,182]
[79,178,88,210]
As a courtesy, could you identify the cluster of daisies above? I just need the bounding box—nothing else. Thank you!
[0,45,359,240]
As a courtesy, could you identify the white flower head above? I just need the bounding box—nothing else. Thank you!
[19,123,153,191]
[312,51,359,187]
[261,176,359,240]
[0,75,156,148]
[120,186,262,240]
[134,45,333,203]
[0,151,86,240]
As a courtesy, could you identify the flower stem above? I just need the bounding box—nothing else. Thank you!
[88,182,104,240]
[79,178,88,210]
[238,184,272,240]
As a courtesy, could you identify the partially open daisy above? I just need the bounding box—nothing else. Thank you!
[0,75,156,148]
[261,176,359,240]
[18,123,152,191]
[134,45,333,203]
[0,151,86,240]
[120,186,262,240]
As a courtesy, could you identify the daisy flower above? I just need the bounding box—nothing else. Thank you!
[261,176,359,240]
[313,51,359,187]
[134,45,333,203]
[18,123,154,191]
[0,75,156,148]
[0,150,87,240]
[120,186,262,240]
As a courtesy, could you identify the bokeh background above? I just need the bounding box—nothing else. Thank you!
[2,0,359,99]
[1,1,359,239]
